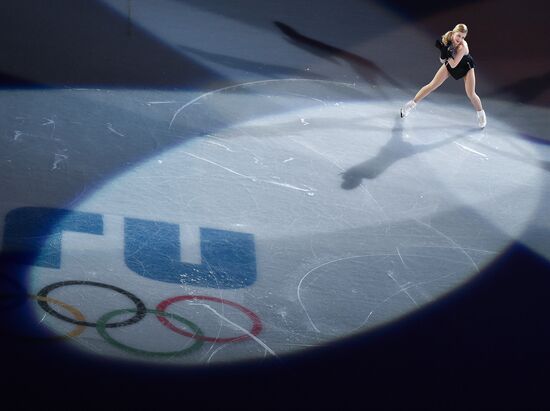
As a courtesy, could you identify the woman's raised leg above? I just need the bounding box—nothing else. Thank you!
[401,64,449,117]
[414,64,450,103]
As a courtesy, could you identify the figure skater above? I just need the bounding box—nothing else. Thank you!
[400,23,486,128]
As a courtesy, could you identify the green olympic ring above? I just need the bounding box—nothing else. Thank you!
[96,308,204,358]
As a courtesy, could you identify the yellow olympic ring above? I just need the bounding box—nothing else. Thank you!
[30,295,86,339]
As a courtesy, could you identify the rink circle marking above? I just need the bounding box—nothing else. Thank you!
[169,78,358,128]
[96,308,204,357]
[36,281,146,328]
[156,295,263,343]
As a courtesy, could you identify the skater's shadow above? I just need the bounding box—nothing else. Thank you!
[177,43,326,80]
[274,21,402,90]
[341,115,475,189]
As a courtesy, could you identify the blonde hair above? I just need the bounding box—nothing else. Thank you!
[442,23,468,46]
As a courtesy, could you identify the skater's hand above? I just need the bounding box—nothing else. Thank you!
[435,39,451,61]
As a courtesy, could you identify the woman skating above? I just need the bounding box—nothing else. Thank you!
[400,24,487,128]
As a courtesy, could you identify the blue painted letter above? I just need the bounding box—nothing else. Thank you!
[124,218,256,288]
[3,207,103,268]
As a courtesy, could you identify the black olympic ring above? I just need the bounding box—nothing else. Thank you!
[37,280,146,328]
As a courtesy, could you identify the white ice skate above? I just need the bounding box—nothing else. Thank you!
[400,100,416,118]
[477,110,487,128]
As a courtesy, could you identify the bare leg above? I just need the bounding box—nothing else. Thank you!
[464,69,483,111]
[413,64,449,103]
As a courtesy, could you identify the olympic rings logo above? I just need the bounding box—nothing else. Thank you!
[32,280,263,358]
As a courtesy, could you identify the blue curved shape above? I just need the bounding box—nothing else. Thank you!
[124,218,257,289]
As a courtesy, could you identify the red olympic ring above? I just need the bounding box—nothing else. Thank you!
[156,295,263,343]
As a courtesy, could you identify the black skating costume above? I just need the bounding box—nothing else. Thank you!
[435,39,476,80]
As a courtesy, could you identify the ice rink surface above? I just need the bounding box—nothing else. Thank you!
[1,0,549,409]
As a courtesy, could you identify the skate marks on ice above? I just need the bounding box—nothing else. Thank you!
[19,79,546,364]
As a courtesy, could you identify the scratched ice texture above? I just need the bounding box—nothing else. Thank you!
[22,81,550,364]
[1,0,548,367]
